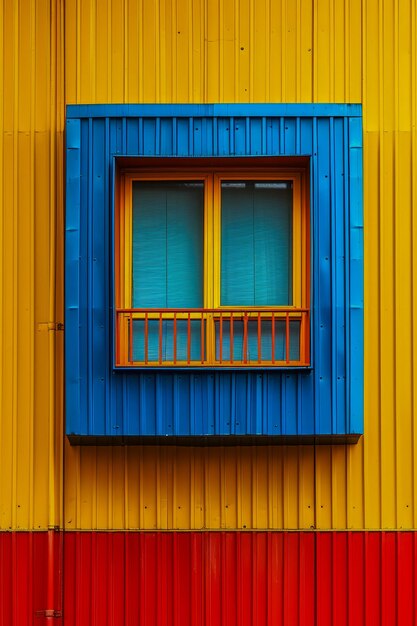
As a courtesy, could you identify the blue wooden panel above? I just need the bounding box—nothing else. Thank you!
[79,120,90,431]
[65,104,363,441]
[126,119,139,154]
[333,117,347,434]
[348,116,364,434]
[65,118,82,435]
[316,117,332,434]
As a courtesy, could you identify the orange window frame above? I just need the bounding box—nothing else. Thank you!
[115,164,310,367]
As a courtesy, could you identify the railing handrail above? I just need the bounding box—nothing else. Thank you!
[117,306,309,314]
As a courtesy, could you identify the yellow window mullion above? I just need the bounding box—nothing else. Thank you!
[204,174,215,363]
[292,174,302,308]
[212,174,222,309]
[204,174,214,309]
[124,176,133,309]
[301,173,311,308]
[115,174,123,309]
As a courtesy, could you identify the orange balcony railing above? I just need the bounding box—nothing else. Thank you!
[116,308,310,367]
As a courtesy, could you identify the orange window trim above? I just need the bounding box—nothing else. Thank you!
[115,160,310,367]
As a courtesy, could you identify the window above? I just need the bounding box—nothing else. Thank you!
[115,164,310,367]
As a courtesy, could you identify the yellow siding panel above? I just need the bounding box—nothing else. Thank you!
[63,444,356,530]
[395,131,413,529]
[363,129,381,528]
[0,0,63,529]
[65,0,362,105]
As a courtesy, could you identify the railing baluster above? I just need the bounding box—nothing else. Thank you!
[187,313,191,364]
[200,312,204,363]
[305,311,310,365]
[286,312,290,364]
[271,312,275,364]
[219,312,223,364]
[243,312,248,364]
[173,312,177,364]
[230,314,234,364]
[299,311,304,365]
[129,313,133,364]
[159,312,163,365]
[116,313,118,363]
[144,312,148,365]
[257,312,261,364]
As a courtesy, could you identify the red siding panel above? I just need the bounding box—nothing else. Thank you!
[0,531,62,626]
[1,531,417,626]
[350,531,365,626]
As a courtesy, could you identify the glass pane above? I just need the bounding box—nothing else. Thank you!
[221,181,293,306]
[132,181,204,308]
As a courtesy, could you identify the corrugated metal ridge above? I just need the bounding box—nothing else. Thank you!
[66,103,362,118]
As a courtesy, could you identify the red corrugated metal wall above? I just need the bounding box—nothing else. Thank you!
[1,531,416,626]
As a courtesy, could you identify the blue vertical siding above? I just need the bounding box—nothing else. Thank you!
[65,104,363,441]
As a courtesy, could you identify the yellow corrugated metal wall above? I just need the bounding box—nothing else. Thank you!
[64,0,362,104]
[62,0,416,531]
[362,0,417,529]
[1,0,416,531]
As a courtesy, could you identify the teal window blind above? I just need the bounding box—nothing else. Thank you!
[220,182,293,306]
[132,181,204,308]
